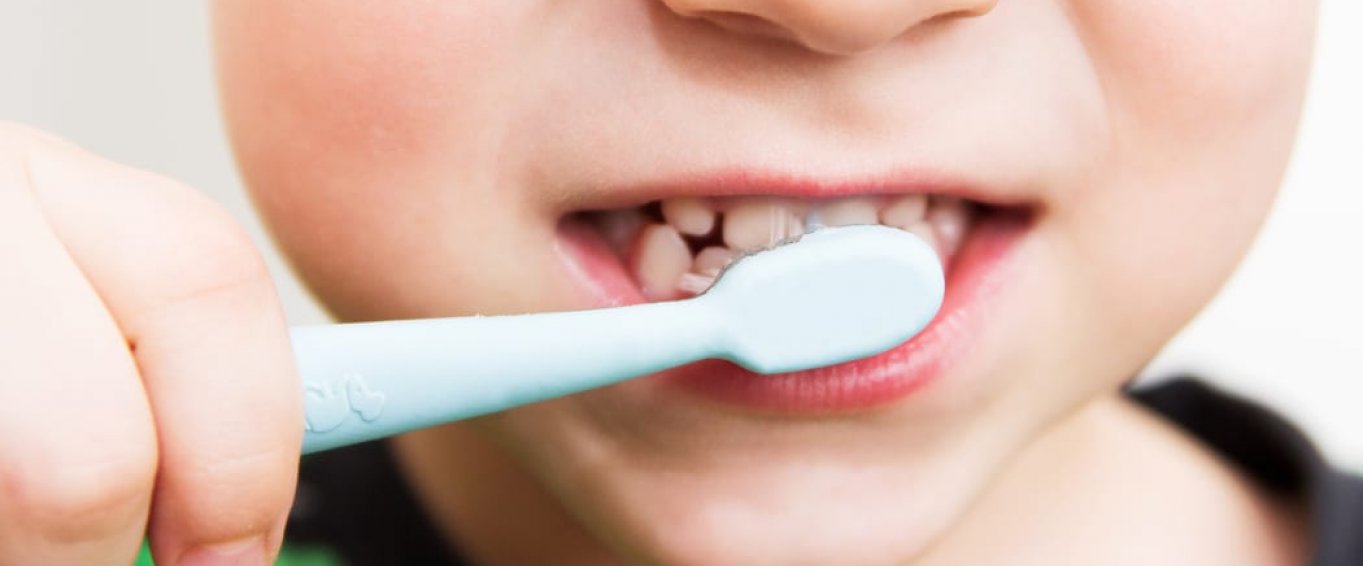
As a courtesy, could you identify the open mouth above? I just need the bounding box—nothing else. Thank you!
[592,194,973,301]
[555,187,1033,414]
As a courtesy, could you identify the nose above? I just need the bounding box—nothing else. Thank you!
[659,0,997,55]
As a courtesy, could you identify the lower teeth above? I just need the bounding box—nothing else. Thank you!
[630,224,691,301]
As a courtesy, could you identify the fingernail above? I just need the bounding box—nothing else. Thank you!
[179,536,266,566]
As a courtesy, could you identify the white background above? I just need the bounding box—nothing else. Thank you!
[3,2,1359,471]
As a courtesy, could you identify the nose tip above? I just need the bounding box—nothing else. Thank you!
[661,0,998,55]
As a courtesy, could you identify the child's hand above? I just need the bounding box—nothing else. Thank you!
[0,123,300,565]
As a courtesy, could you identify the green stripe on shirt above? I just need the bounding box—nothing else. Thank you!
[135,541,342,566]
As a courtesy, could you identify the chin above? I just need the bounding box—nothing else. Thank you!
[565,455,980,565]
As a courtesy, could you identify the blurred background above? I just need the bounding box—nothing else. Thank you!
[2,2,1359,471]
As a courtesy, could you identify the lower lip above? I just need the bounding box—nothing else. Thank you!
[555,209,1029,414]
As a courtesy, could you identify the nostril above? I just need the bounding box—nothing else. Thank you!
[937,4,996,21]
[690,10,800,44]
[661,0,999,56]
[680,9,894,56]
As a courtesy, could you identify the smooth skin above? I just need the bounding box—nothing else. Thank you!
[0,128,300,564]
[0,0,1318,565]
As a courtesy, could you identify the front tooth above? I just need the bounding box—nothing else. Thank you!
[905,220,941,257]
[676,272,716,296]
[723,199,798,252]
[783,211,806,240]
[927,197,970,253]
[631,224,692,300]
[661,197,716,236]
[880,194,928,230]
[818,197,879,227]
[694,246,736,276]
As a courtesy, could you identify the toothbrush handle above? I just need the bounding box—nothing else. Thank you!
[293,299,721,453]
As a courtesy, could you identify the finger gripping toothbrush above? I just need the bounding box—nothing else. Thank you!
[292,225,945,453]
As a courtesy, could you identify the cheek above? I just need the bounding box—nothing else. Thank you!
[1077,0,1316,134]
[1054,1,1316,356]
[215,1,558,316]
[217,1,541,190]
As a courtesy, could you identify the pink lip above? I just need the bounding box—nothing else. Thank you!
[553,176,1032,415]
[560,168,1031,213]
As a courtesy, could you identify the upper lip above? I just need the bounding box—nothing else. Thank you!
[560,165,1037,213]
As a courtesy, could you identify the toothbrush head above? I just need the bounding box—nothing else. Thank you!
[702,225,944,374]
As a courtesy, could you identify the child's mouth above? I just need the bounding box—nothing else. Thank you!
[554,184,1033,415]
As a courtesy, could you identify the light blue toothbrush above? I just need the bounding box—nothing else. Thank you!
[292,225,945,453]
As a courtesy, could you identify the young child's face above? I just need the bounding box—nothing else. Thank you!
[216,1,1316,562]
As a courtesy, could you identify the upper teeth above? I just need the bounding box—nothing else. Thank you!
[660,197,716,237]
[815,197,879,228]
[722,199,805,252]
[604,194,973,301]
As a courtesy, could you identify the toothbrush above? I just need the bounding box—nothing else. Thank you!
[293,225,945,453]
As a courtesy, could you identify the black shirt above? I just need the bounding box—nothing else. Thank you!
[1133,379,1363,565]
[287,378,1363,565]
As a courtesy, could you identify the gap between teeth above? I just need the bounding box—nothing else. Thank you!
[602,195,972,301]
